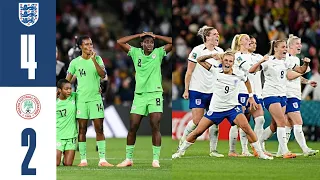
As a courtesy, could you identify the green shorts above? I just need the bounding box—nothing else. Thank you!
[130,92,163,116]
[56,137,77,152]
[76,99,104,119]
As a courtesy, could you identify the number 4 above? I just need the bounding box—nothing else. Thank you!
[21,34,37,80]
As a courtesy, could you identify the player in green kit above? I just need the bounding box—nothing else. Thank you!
[56,79,77,166]
[66,35,113,167]
[116,32,172,167]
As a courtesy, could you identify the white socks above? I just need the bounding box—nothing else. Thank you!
[209,124,219,152]
[179,140,193,152]
[229,125,238,152]
[293,125,309,152]
[180,120,197,145]
[254,116,265,139]
[251,141,264,156]
[260,126,273,142]
[277,127,289,154]
[239,128,249,153]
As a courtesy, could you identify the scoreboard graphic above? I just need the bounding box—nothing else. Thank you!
[0,1,56,179]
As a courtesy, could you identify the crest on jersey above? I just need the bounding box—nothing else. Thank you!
[19,3,39,27]
[293,102,298,109]
[152,54,156,59]
[237,56,242,63]
[207,110,213,116]
[234,79,238,85]
[195,99,201,105]
[240,97,246,103]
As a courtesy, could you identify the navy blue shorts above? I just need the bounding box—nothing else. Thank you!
[263,96,287,111]
[285,98,300,114]
[189,90,212,110]
[238,93,249,107]
[204,105,242,126]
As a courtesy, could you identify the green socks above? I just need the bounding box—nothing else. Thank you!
[152,146,161,161]
[126,145,135,160]
[97,140,106,160]
[79,142,87,161]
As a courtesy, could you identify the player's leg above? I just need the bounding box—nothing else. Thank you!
[179,91,205,147]
[56,150,63,166]
[150,112,162,167]
[117,93,145,167]
[239,106,253,156]
[269,102,296,158]
[63,150,75,166]
[173,116,214,159]
[62,138,77,166]
[233,113,273,160]
[76,102,89,166]
[288,111,319,156]
[207,93,223,157]
[89,100,113,167]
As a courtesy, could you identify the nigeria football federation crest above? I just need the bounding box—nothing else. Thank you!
[19,3,39,27]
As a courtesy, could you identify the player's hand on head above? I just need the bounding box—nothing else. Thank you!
[182,90,189,100]
[303,57,311,63]
[142,31,155,38]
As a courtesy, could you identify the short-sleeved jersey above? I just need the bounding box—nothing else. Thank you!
[128,46,166,93]
[56,92,78,139]
[208,67,247,112]
[67,56,105,103]
[233,52,252,94]
[188,44,224,93]
[261,56,295,98]
[250,53,264,98]
[285,53,301,99]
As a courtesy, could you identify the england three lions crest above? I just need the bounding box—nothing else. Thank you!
[19,3,39,27]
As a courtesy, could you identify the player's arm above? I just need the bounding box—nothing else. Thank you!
[249,55,269,73]
[154,34,172,53]
[196,54,216,70]
[292,57,310,74]
[245,79,258,110]
[91,52,106,78]
[66,60,75,82]
[117,34,144,53]
[301,77,317,87]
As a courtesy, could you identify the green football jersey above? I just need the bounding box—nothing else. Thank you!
[128,46,166,93]
[67,55,105,102]
[56,92,78,139]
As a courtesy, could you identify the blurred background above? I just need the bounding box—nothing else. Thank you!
[172,0,320,141]
[56,0,172,136]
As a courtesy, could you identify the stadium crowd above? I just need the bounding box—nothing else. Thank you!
[56,0,172,106]
[172,0,320,100]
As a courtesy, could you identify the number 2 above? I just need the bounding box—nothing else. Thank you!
[21,35,37,80]
[21,128,36,175]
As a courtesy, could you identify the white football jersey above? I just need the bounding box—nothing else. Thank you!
[233,52,252,94]
[249,53,264,98]
[285,53,301,99]
[208,67,247,112]
[261,56,295,98]
[188,44,224,93]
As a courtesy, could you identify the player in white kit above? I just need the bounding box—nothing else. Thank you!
[228,34,256,157]
[275,35,319,157]
[172,50,273,160]
[178,26,224,157]
[249,40,310,158]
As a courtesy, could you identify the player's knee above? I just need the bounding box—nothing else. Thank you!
[95,126,104,134]
[129,124,140,132]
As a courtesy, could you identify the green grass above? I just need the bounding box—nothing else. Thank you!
[57,136,171,180]
[172,140,320,180]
